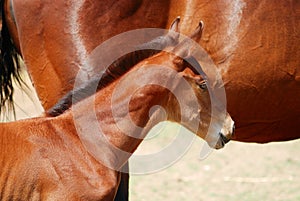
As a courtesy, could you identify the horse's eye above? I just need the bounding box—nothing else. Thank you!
[197,80,207,90]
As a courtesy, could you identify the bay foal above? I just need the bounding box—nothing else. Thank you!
[0,22,234,200]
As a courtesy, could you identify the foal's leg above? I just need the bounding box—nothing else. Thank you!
[114,163,129,201]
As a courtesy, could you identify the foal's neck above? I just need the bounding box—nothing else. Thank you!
[65,65,174,169]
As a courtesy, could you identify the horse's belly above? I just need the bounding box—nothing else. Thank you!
[180,0,300,142]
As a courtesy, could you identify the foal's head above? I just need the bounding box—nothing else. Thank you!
[129,19,235,149]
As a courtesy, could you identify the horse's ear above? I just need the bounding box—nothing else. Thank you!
[137,17,181,51]
[163,16,181,46]
[172,21,204,62]
[169,16,180,33]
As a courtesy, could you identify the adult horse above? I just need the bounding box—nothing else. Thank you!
[1,0,299,200]
[1,0,299,141]
[0,24,234,199]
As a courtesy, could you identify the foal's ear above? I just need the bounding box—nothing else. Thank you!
[138,17,181,51]
[169,16,180,33]
[164,16,181,46]
[163,16,180,47]
[172,21,204,66]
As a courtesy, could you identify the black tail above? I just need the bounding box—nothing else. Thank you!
[0,0,23,115]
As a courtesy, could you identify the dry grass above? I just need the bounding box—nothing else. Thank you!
[1,69,43,121]
[130,124,300,201]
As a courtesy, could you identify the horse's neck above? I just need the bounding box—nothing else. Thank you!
[63,67,172,169]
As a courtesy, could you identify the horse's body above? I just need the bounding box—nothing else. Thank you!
[3,0,299,143]
[0,27,234,199]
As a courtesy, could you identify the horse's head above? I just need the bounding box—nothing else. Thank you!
[134,19,235,149]
[170,57,235,149]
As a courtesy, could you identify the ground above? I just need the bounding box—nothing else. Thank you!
[5,70,300,201]
[131,124,300,201]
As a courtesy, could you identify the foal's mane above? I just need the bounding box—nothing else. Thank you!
[47,34,178,117]
[0,0,24,115]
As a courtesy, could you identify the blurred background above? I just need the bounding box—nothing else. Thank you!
[5,69,300,201]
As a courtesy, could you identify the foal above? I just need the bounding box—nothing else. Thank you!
[0,21,234,200]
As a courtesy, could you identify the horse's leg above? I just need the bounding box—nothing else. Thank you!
[115,163,129,201]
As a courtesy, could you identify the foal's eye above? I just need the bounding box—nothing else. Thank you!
[197,80,207,90]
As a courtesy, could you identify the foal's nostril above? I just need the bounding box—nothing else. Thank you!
[219,132,230,144]
[232,124,235,136]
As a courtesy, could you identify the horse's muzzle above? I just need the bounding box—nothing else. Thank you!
[215,124,235,149]
[220,132,230,144]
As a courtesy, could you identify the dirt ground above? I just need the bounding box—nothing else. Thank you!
[5,70,300,201]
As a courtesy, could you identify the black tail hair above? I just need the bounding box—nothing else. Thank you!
[0,0,23,116]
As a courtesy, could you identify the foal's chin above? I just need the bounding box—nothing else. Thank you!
[206,118,235,149]
[207,134,231,149]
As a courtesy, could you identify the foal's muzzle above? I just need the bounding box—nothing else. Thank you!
[215,124,235,149]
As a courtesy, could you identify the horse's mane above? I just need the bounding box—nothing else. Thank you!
[47,34,178,117]
[0,0,23,115]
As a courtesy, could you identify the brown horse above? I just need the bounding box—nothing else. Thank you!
[0,22,234,200]
[1,0,299,200]
[1,0,299,142]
